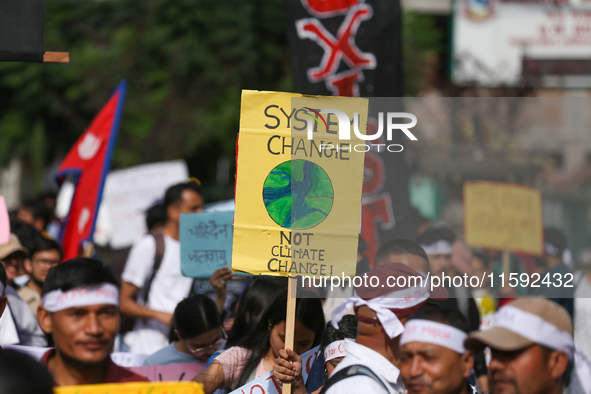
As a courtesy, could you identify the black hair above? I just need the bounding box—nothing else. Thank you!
[235,290,325,387]
[0,263,6,294]
[30,236,63,261]
[146,202,167,231]
[320,315,358,352]
[163,181,204,210]
[407,305,470,334]
[0,349,54,394]
[172,294,221,340]
[42,258,120,296]
[375,238,430,268]
[226,276,288,347]
[9,220,41,252]
[21,198,54,231]
[544,227,567,256]
[417,226,456,246]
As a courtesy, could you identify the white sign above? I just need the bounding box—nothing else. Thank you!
[453,0,591,86]
[103,160,188,249]
[229,346,319,394]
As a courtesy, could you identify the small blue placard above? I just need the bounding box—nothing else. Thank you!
[180,211,234,278]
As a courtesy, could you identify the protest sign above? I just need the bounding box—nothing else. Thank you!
[0,196,9,244]
[129,362,206,382]
[232,90,367,278]
[180,211,234,278]
[55,382,204,394]
[103,160,189,249]
[229,346,319,394]
[464,181,543,256]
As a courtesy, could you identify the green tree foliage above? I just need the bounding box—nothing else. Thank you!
[403,11,444,95]
[0,1,444,187]
[0,0,291,173]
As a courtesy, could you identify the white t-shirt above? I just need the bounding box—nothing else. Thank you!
[325,339,405,394]
[121,233,193,355]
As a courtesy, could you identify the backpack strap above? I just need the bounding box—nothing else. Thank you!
[141,230,166,304]
[319,364,390,394]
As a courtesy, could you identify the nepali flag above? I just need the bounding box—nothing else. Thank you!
[56,80,127,260]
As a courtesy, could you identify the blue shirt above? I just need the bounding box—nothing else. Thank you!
[143,342,205,366]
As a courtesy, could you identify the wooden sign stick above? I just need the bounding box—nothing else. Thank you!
[502,251,510,278]
[43,52,70,63]
[283,276,298,394]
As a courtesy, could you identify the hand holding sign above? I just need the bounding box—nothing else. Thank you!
[273,348,304,389]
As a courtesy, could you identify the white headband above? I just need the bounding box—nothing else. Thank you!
[324,340,346,362]
[42,283,119,312]
[331,285,430,339]
[400,319,467,354]
[421,240,452,256]
[493,306,573,356]
[545,243,574,269]
[493,306,591,394]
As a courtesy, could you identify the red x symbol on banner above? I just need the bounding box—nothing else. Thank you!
[296,4,376,83]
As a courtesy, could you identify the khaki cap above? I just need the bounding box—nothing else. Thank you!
[465,297,572,352]
[0,234,29,260]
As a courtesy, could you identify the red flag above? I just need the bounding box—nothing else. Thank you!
[56,80,127,260]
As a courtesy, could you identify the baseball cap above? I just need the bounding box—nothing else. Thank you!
[465,297,572,352]
[0,234,29,260]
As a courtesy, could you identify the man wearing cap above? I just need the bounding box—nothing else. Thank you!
[37,258,147,386]
[320,262,438,394]
[399,305,475,394]
[465,297,590,394]
[0,233,47,346]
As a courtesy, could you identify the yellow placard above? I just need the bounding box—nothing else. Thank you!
[464,181,543,255]
[54,382,204,394]
[232,90,367,277]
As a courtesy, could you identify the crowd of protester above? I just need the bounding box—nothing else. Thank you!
[0,180,588,394]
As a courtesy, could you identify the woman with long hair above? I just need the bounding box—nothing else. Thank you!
[226,276,287,348]
[193,290,325,393]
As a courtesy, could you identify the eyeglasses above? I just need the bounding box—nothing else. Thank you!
[32,258,61,266]
[185,328,227,355]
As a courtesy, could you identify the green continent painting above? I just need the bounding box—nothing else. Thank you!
[263,160,334,230]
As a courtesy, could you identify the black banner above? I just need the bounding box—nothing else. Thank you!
[286,0,418,267]
[285,0,403,97]
[0,0,45,62]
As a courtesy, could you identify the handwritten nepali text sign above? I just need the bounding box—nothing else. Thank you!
[55,382,204,394]
[232,90,367,277]
[181,211,234,278]
[464,181,543,256]
[230,346,319,394]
